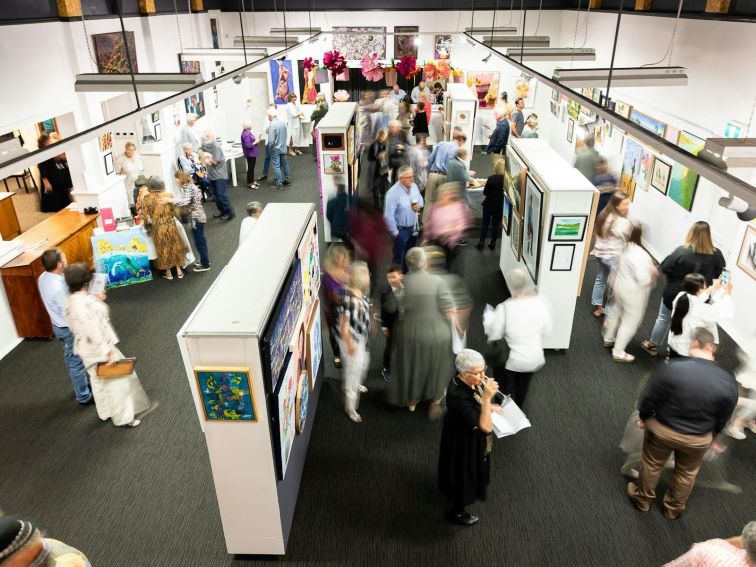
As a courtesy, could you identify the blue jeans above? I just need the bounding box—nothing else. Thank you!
[392,226,416,272]
[192,221,210,267]
[649,299,673,347]
[591,256,615,312]
[53,325,92,404]
[209,178,233,216]
[271,151,291,186]
[261,147,271,177]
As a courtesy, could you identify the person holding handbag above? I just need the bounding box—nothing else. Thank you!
[64,263,154,428]
[173,171,211,273]
[483,268,552,410]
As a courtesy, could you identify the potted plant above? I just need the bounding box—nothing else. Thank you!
[383,60,398,86]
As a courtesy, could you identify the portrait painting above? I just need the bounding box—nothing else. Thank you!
[270,59,295,105]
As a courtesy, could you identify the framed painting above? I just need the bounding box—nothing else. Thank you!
[261,259,304,393]
[180,58,201,74]
[567,118,575,143]
[651,157,672,195]
[299,59,321,104]
[321,132,345,152]
[184,91,205,118]
[620,137,643,200]
[210,18,220,48]
[668,131,705,211]
[90,228,152,288]
[548,215,588,242]
[296,370,309,433]
[394,26,418,58]
[92,31,138,74]
[154,123,162,142]
[306,301,322,389]
[550,244,575,271]
[434,34,452,59]
[272,353,298,479]
[591,88,601,104]
[664,125,680,144]
[324,153,345,175]
[194,367,257,422]
[567,99,581,121]
[99,132,112,152]
[151,111,159,123]
[466,71,499,108]
[37,117,59,135]
[505,146,527,215]
[502,194,512,236]
[347,125,355,164]
[333,27,386,59]
[630,110,666,138]
[510,212,522,261]
[514,76,537,108]
[103,152,114,175]
[298,218,321,317]
[522,174,543,283]
[270,60,295,105]
[736,224,756,280]
[455,110,470,126]
[614,100,632,119]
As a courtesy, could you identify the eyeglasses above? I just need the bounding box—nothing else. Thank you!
[463,367,488,377]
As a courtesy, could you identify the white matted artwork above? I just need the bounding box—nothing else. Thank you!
[332,27,386,59]
[514,76,537,108]
[324,153,345,175]
[276,354,298,479]
[306,303,322,388]
[736,224,756,280]
[550,243,575,271]
[522,174,543,283]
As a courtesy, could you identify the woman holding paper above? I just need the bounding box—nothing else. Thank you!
[438,349,499,526]
[483,268,552,410]
[64,263,153,428]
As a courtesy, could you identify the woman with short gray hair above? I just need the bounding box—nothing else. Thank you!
[241,120,261,189]
[483,268,552,409]
[438,348,500,526]
[387,247,455,417]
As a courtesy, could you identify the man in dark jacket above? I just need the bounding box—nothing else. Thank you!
[387,120,409,183]
[380,264,404,382]
[486,109,510,169]
[627,327,738,520]
[325,180,356,244]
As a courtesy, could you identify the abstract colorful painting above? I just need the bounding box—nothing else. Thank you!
[263,260,304,392]
[567,99,581,121]
[270,60,295,105]
[184,91,205,118]
[737,224,756,280]
[434,34,453,59]
[325,154,345,174]
[306,302,322,388]
[195,367,256,422]
[466,71,499,108]
[668,131,704,211]
[296,371,309,433]
[630,110,666,138]
[333,27,386,59]
[522,175,543,283]
[276,355,298,478]
[298,59,320,104]
[298,218,321,317]
[91,228,152,288]
[92,32,138,74]
[620,137,643,200]
[180,59,201,74]
[638,146,655,191]
[394,26,418,58]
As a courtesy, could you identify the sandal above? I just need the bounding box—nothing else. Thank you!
[641,340,658,356]
[177,272,185,279]
[603,339,615,347]
[124,419,142,428]
[612,353,635,363]
[593,306,604,317]
[162,273,173,280]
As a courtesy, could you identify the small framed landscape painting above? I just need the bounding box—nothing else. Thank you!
[548,215,588,242]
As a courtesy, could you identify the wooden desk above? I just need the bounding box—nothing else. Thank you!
[0,192,21,240]
[1,208,98,338]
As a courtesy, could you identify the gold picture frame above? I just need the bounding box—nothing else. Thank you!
[193,366,258,422]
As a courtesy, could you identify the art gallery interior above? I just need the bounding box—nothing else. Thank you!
[0,1,754,566]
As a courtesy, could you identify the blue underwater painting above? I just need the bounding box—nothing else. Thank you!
[195,368,256,422]
[91,228,152,288]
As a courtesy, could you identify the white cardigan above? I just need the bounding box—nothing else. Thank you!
[667,291,734,356]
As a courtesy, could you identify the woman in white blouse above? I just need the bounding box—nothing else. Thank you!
[667,273,734,358]
[64,263,153,428]
[114,141,144,206]
[285,93,303,156]
[603,224,659,362]
[483,268,552,410]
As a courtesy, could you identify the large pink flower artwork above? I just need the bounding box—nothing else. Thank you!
[360,53,384,82]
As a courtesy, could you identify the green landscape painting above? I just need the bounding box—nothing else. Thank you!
[549,215,587,241]
[668,131,705,211]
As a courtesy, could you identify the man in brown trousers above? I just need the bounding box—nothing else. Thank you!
[627,327,738,520]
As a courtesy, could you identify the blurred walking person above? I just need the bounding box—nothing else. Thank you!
[366,129,390,210]
[321,244,351,369]
[590,191,631,317]
[478,159,505,250]
[423,183,470,270]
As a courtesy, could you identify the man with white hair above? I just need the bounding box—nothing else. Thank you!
[266,108,292,189]
[177,142,211,201]
[202,132,235,220]
[383,166,423,268]
[438,348,500,526]
[387,119,409,183]
[664,520,756,566]
[256,105,275,182]
[0,514,90,566]
[180,113,201,150]
[486,109,510,169]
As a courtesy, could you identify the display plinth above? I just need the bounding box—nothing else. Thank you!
[177,203,322,556]
[499,139,598,350]
[71,174,130,220]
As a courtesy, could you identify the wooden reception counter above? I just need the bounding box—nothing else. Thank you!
[1,207,98,338]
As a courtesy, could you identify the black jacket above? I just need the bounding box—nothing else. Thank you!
[326,191,357,240]
[486,119,510,155]
[660,245,726,308]
[482,174,504,211]
[380,287,401,330]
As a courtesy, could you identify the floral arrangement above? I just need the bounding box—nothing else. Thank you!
[435,59,451,79]
[329,154,343,173]
[423,61,438,81]
[302,57,315,73]
[323,50,347,77]
[396,55,417,79]
[333,89,350,102]
[450,66,464,78]
[360,53,384,82]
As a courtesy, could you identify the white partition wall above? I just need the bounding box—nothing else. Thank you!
[177,203,322,555]
[499,139,597,350]
[446,83,477,168]
[316,102,357,241]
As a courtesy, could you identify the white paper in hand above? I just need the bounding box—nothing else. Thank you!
[491,396,531,438]
[88,273,108,296]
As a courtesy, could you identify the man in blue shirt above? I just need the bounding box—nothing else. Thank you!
[388,83,406,103]
[384,165,424,269]
[267,108,292,190]
[486,109,510,169]
[37,248,92,405]
[423,131,466,223]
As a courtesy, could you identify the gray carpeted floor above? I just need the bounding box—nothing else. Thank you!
[0,148,753,567]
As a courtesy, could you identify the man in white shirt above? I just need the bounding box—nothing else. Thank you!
[37,248,92,405]
[238,201,265,246]
[410,80,431,103]
[180,113,201,150]
[389,83,406,103]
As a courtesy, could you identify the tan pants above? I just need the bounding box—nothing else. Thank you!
[423,172,446,223]
[490,152,504,170]
[630,418,712,516]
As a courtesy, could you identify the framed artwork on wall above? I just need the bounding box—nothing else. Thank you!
[306,301,322,389]
[103,152,114,175]
[548,215,588,242]
[567,99,580,121]
[210,18,220,48]
[37,117,59,135]
[664,126,680,144]
[324,154,345,175]
[651,158,672,195]
[184,91,205,118]
[522,174,543,283]
[502,194,512,236]
[99,132,112,152]
[154,123,162,142]
[347,126,355,164]
[550,244,575,271]
[333,26,386,59]
[736,224,756,280]
[270,59,295,105]
[614,100,632,119]
[272,353,297,479]
[180,59,201,74]
[151,111,160,123]
[667,130,704,211]
[505,147,527,215]
[295,370,309,433]
[92,31,138,74]
[298,218,320,319]
[299,58,321,104]
[620,137,642,200]
[629,110,666,138]
[466,71,499,108]
[394,26,418,58]
[510,212,522,261]
[321,133,345,152]
[194,367,257,422]
[567,118,575,143]
[455,110,470,126]
[434,34,452,58]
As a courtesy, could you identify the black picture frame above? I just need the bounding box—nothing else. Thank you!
[151,111,159,123]
[548,214,588,242]
[154,123,162,142]
[268,352,293,480]
[550,243,575,271]
[321,132,345,152]
[502,193,512,236]
[103,152,114,175]
[522,173,543,284]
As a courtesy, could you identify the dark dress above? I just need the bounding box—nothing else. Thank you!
[659,245,726,309]
[438,376,492,511]
[38,156,73,212]
[412,111,429,136]
[480,173,504,244]
[367,140,389,209]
